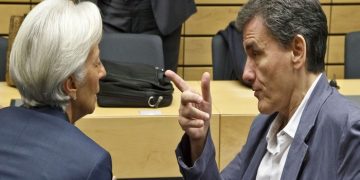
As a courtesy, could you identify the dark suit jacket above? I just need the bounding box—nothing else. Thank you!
[176,74,360,179]
[150,0,196,35]
[214,22,251,88]
[97,0,196,35]
[0,106,112,180]
[0,37,7,81]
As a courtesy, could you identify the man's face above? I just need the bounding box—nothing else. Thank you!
[242,16,295,115]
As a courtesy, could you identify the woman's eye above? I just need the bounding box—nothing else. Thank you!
[94,60,101,67]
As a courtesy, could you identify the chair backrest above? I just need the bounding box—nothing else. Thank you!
[212,34,232,80]
[211,22,247,82]
[99,33,164,68]
[0,37,7,81]
[345,31,360,79]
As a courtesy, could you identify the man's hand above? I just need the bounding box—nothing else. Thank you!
[165,70,212,162]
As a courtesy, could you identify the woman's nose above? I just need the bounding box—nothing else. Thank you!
[99,63,107,78]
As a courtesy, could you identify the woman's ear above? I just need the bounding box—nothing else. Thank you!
[63,76,77,100]
[291,34,306,70]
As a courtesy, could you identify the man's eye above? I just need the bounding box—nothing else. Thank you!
[252,50,262,57]
[250,50,258,57]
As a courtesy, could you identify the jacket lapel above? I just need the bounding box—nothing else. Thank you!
[242,136,267,180]
[242,113,277,179]
[281,74,333,180]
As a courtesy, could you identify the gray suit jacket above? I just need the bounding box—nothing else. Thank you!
[176,74,360,179]
[0,106,112,180]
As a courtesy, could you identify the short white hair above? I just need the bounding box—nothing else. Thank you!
[10,0,102,110]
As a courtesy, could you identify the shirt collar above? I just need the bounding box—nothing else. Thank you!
[283,73,322,138]
[266,115,283,153]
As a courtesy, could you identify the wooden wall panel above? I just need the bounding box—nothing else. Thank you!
[0,5,30,34]
[220,115,254,169]
[184,37,212,65]
[0,0,30,2]
[77,116,220,178]
[333,0,360,3]
[185,6,330,36]
[177,67,184,78]
[327,35,345,64]
[325,38,329,64]
[183,67,213,80]
[326,65,344,79]
[330,5,360,33]
[322,6,331,30]
[178,37,184,65]
[185,6,240,35]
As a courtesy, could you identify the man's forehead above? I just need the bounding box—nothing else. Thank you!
[242,17,269,46]
[242,16,267,36]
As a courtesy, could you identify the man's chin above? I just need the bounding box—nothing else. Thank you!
[257,102,272,115]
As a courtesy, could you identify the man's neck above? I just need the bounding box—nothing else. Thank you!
[280,72,320,128]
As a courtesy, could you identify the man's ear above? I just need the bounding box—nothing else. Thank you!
[291,34,306,69]
[63,76,77,100]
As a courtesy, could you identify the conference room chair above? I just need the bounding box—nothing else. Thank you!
[99,33,164,68]
[211,22,247,80]
[211,22,251,88]
[344,31,360,79]
[0,37,7,81]
[212,33,232,80]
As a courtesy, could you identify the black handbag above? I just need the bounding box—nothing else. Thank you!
[97,60,174,108]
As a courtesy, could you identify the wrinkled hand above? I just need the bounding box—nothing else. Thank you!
[165,70,212,160]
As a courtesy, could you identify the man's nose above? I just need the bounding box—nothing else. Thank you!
[242,58,255,85]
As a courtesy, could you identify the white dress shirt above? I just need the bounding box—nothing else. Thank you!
[256,74,322,180]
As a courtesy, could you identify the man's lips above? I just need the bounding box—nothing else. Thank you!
[252,87,261,98]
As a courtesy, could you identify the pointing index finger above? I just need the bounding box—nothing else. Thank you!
[165,70,190,92]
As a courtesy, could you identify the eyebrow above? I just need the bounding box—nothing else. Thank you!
[244,41,262,52]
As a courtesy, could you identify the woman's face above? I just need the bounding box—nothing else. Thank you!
[72,44,106,120]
